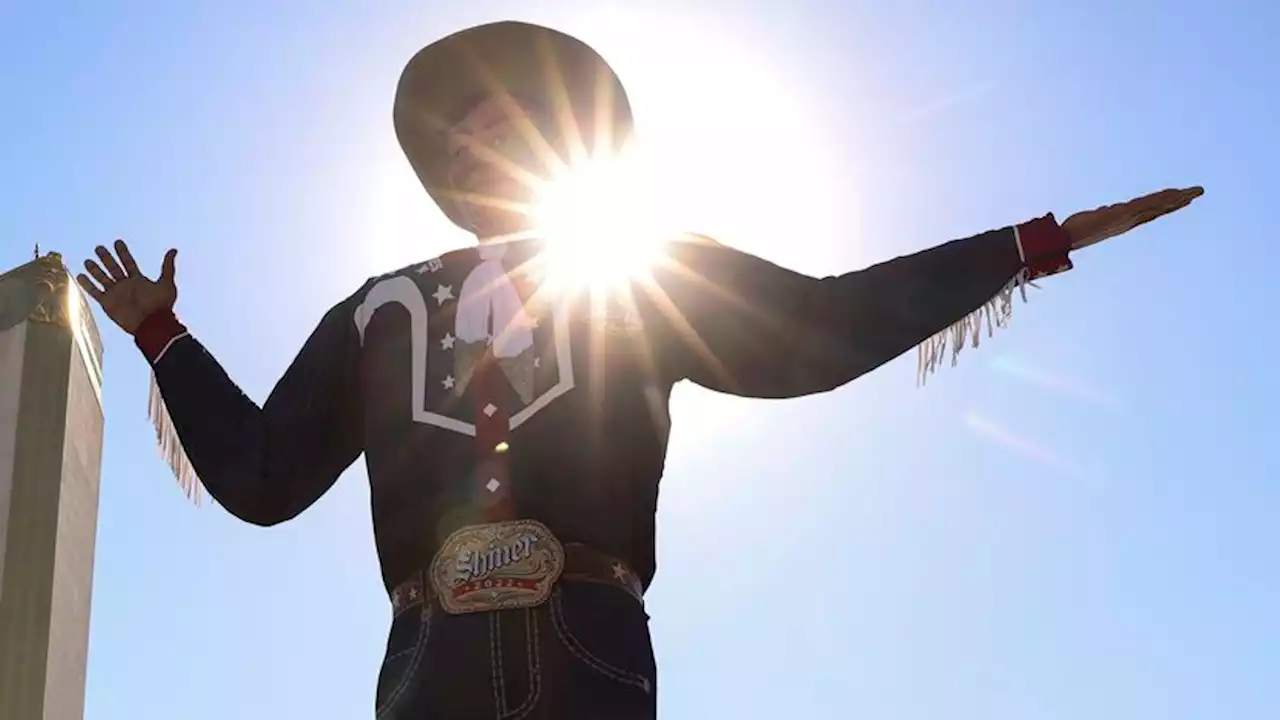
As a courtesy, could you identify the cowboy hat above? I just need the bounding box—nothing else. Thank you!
[393,21,634,231]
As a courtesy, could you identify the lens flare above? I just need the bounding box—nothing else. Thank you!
[531,150,668,293]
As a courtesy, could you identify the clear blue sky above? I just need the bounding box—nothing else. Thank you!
[3,0,1277,717]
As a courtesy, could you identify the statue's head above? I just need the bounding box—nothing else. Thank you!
[394,22,634,243]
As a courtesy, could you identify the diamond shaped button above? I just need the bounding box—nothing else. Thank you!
[486,478,501,493]
[483,404,497,417]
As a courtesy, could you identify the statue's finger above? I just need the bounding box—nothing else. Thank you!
[76,274,105,301]
[95,245,126,282]
[115,239,141,277]
[84,259,114,289]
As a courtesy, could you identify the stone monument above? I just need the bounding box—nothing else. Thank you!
[0,251,105,720]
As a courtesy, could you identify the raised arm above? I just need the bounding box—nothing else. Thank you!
[644,217,1071,398]
[79,242,366,525]
[645,186,1203,398]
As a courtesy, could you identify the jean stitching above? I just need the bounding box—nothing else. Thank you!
[550,589,652,694]
[502,609,542,720]
[383,646,416,664]
[375,604,434,718]
[490,611,507,716]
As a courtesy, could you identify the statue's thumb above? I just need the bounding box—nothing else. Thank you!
[159,249,177,285]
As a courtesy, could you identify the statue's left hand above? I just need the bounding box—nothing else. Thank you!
[76,240,179,335]
[1063,186,1204,251]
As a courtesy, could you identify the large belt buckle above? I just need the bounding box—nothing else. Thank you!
[429,520,565,615]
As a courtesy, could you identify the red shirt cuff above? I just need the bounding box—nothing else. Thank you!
[1016,213,1074,280]
[134,309,188,364]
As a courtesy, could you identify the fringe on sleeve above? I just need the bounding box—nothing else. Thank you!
[147,372,203,506]
[917,268,1033,386]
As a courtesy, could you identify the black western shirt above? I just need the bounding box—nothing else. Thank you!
[134,219,1073,595]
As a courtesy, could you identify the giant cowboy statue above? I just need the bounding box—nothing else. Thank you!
[77,21,1201,719]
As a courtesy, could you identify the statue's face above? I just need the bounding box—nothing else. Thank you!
[445,96,554,239]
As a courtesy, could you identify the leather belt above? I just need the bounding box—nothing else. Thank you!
[391,542,643,615]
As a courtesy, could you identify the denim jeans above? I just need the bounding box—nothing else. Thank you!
[374,581,657,719]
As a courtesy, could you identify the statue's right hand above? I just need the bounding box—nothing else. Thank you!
[77,240,178,334]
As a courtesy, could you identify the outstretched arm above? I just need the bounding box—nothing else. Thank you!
[134,297,366,525]
[645,187,1201,398]
[647,218,1067,397]
[78,241,367,525]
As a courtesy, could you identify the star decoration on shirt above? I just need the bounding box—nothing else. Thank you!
[433,284,454,306]
[533,357,541,369]
[442,375,456,390]
[441,333,456,350]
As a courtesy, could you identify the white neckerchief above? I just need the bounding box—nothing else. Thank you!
[454,242,535,359]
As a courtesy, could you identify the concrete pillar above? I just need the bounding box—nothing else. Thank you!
[0,252,105,720]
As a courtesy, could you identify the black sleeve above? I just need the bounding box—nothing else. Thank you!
[643,227,1043,398]
[139,286,367,526]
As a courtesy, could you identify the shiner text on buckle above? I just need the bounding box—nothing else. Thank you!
[429,519,565,615]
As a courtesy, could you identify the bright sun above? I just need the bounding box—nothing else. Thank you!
[529,148,671,293]
[358,8,845,452]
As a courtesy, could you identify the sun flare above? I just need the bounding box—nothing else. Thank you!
[359,9,846,452]
[530,148,670,294]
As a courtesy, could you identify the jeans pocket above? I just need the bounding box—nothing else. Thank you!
[549,583,656,696]
[375,604,433,718]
